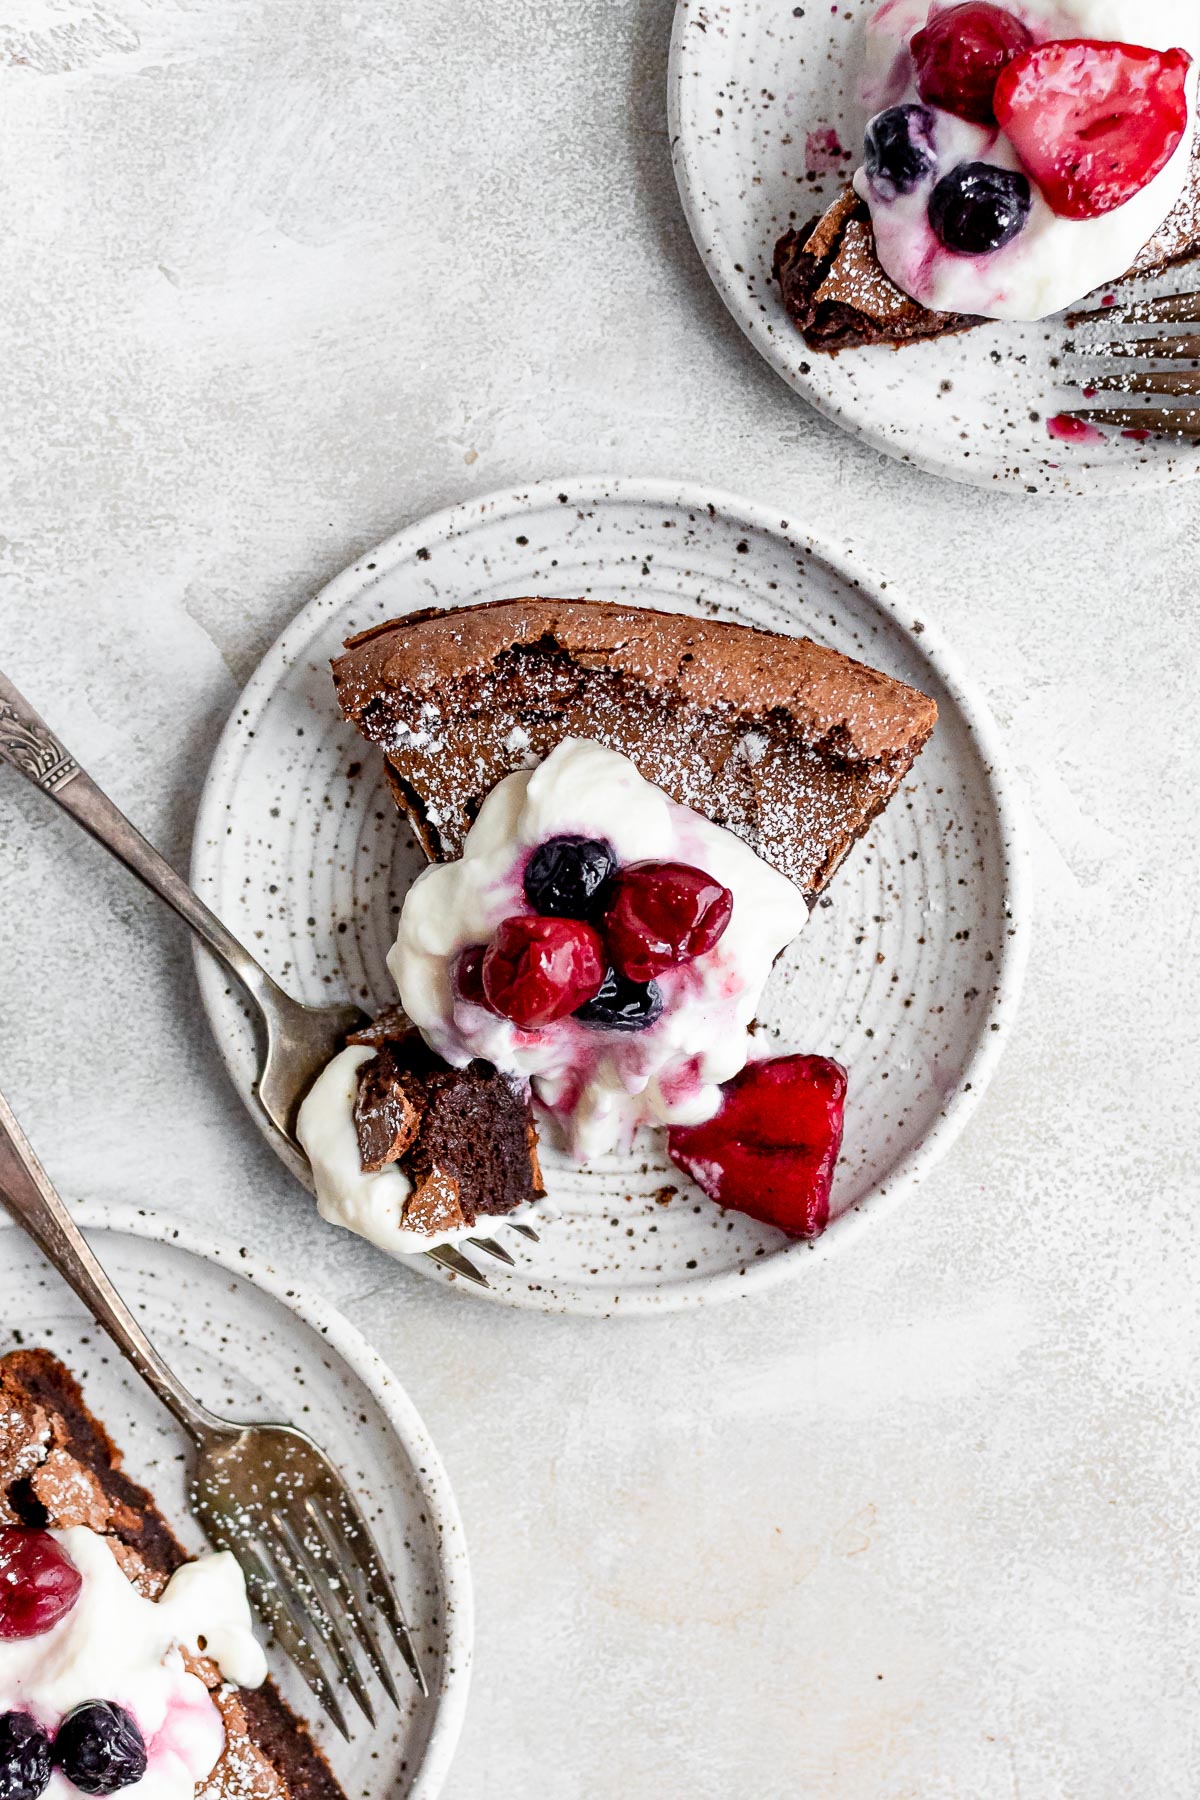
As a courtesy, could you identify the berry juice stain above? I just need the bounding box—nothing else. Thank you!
[1046,413,1106,446]
[805,126,845,174]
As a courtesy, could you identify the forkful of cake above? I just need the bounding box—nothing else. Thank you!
[0,668,533,1288]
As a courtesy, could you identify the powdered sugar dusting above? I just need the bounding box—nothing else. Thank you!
[363,642,920,898]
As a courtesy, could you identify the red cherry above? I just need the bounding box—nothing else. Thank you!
[0,1529,83,1641]
[995,39,1192,220]
[481,915,605,1028]
[455,944,490,1006]
[911,2,1032,124]
[603,863,734,984]
[667,1054,847,1239]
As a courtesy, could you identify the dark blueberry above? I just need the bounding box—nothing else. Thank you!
[523,835,616,920]
[53,1703,146,1796]
[863,104,937,199]
[0,1713,50,1800]
[928,161,1030,254]
[574,969,664,1032]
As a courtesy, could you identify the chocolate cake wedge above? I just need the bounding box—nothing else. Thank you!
[331,597,937,900]
[0,1347,344,1800]
[776,141,1200,354]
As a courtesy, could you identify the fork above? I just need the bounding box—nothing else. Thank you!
[0,667,533,1287]
[0,1084,425,1736]
[1061,289,1200,439]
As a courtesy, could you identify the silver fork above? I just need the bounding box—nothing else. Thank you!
[0,1085,425,1736]
[1061,289,1200,438]
[0,668,534,1287]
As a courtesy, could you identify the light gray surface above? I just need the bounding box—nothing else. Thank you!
[0,3,1196,1796]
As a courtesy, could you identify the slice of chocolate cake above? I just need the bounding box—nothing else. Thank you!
[776,141,1200,353]
[331,598,937,901]
[774,191,982,353]
[0,1347,343,1800]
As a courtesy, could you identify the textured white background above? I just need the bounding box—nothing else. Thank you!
[0,2,1198,1796]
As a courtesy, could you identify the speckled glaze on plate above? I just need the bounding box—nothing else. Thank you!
[0,1203,471,1800]
[669,0,1200,496]
[192,477,1029,1315]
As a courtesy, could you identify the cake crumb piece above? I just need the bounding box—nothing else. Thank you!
[30,1449,112,1531]
[405,1167,468,1236]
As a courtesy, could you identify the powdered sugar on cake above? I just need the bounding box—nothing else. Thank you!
[391,739,808,1161]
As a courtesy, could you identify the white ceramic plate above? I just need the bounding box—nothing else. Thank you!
[669,0,1200,496]
[192,476,1029,1315]
[0,1203,471,1800]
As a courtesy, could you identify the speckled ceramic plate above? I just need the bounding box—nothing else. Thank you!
[669,0,1200,495]
[192,476,1029,1315]
[0,1202,471,1800]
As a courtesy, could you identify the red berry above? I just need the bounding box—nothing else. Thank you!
[667,1054,847,1239]
[995,39,1192,220]
[603,862,734,984]
[481,915,605,1028]
[455,944,489,1006]
[911,3,1032,124]
[0,1529,83,1641]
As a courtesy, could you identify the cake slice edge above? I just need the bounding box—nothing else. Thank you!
[332,597,938,898]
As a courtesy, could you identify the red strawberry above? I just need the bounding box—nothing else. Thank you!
[667,1054,847,1239]
[911,3,1032,125]
[995,40,1192,220]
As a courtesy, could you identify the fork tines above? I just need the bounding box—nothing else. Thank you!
[425,1217,541,1287]
[193,1428,428,1742]
[1060,289,1200,439]
[1066,292,1200,329]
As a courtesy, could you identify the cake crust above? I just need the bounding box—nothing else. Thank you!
[0,1347,344,1800]
[332,597,938,899]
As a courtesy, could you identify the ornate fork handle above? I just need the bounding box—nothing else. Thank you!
[0,690,78,791]
[0,1086,225,1442]
[0,668,287,1020]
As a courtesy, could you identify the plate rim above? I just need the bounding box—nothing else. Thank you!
[191,472,1031,1314]
[666,0,1200,498]
[0,1199,473,1800]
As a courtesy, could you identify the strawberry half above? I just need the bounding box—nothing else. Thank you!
[994,39,1192,221]
[666,1054,847,1239]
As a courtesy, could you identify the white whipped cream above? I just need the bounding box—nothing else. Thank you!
[0,1528,266,1799]
[298,1043,504,1254]
[391,738,807,1162]
[854,0,1199,320]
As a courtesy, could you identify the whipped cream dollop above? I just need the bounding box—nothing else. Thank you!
[391,738,808,1162]
[0,1528,266,1799]
[854,0,1199,320]
[297,1043,538,1254]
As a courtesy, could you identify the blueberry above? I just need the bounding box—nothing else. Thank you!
[863,104,938,199]
[53,1703,146,1796]
[523,836,616,920]
[574,969,663,1032]
[928,162,1030,254]
[0,1713,50,1800]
